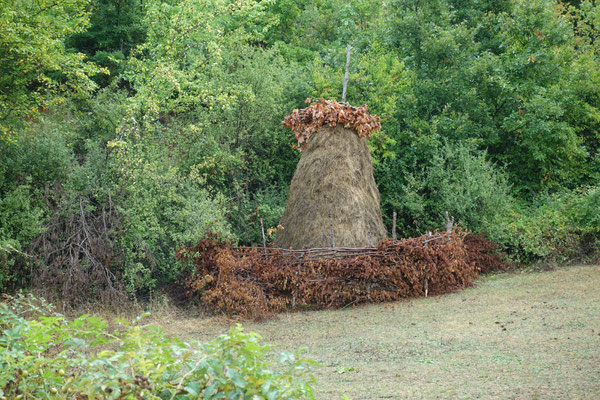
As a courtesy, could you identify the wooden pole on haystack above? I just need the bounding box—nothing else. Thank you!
[342,44,352,103]
[424,231,433,297]
[392,211,397,241]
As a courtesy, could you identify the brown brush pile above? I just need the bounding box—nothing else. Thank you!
[464,233,513,273]
[176,230,505,319]
[29,190,127,310]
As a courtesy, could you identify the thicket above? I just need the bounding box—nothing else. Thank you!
[0,294,316,399]
[1,0,599,301]
[177,230,508,319]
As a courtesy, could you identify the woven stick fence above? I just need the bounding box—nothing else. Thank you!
[246,210,452,261]
[235,234,444,260]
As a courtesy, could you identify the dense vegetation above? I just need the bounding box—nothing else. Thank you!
[0,294,315,398]
[1,0,599,303]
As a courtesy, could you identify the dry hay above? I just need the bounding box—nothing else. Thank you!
[274,125,386,249]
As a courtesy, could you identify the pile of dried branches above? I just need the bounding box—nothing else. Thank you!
[464,233,513,273]
[29,190,126,310]
[177,230,503,319]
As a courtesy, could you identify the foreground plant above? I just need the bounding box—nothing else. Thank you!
[0,294,316,399]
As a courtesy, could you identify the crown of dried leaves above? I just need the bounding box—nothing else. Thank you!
[282,98,382,151]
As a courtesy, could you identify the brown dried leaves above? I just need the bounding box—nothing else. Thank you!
[282,98,382,150]
[176,231,508,319]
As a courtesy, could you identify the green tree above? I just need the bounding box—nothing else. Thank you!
[121,0,306,244]
[0,0,102,138]
[358,0,600,213]
[67,0,146,87]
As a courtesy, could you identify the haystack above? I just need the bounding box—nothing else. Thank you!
[274,124,387,249]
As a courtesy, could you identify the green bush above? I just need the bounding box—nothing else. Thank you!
[107,140,232,294]
[396,142,515,239]
[0,294,316,399]
[0,186,45,290]
[503,187,600,264]
[0,112,79,291]
[570,186,600,237]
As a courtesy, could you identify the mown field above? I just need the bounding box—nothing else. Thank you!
[153,265,600,399]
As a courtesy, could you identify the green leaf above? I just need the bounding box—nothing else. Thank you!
[203,380,219,399]
[185,381,200,396]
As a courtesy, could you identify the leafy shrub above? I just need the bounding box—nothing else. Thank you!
[230,186,290,247]
[397,142,515,241]
[108,140,232,294]
[0,186,46,290]
[569,186,600,237]
[502,187,600,264]
[0,114,80,292]
[0,294,316,399]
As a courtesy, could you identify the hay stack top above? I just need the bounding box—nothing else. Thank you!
[283,98,381,151]
[275,99,386,249]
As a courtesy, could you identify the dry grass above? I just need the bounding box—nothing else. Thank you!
[152,265,600,399]
[274,125,386,249]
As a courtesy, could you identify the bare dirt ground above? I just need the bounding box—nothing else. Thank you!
[153,265,600,399]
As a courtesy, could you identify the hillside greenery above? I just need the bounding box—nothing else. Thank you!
[1,0,599,300]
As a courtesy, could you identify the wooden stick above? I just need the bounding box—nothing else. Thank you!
[236,246,380,252]
[423,234,443,244]
[236,237,443,255]
[424,231,431,296]
[445,211,454,241]
[260,217,266,255]
[329,215,335,248]
[392,211,397,241]
[341,44,352,103]
[368,232,372,247]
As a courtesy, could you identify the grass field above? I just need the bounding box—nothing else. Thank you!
[153,265,600,399]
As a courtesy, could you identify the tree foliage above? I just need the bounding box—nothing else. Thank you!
[0,0,102,138]
[0,0,599,297]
